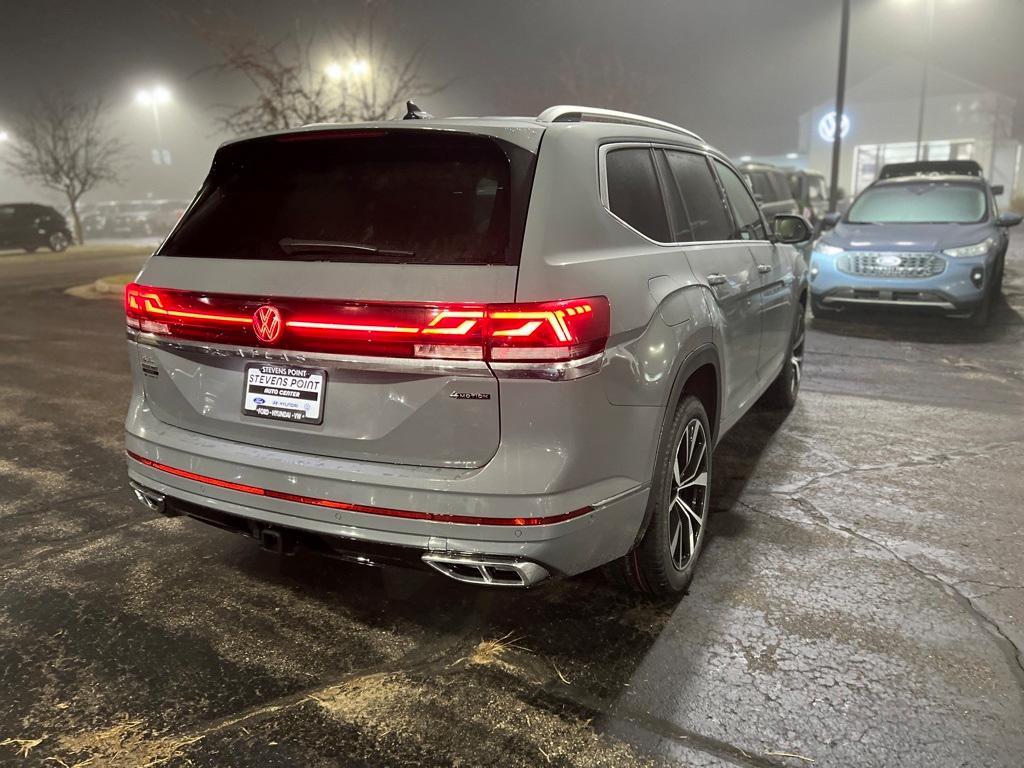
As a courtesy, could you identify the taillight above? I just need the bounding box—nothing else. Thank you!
[487,299,608,361]
[125,283,609,363]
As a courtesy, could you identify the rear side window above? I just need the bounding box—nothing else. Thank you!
[715,160,767,240]
[808,176,827,201]
[748,171,775,201]
[770,172,793,201]
[662,151,732,242]
[605,148,670,242]
[159,131,535,265]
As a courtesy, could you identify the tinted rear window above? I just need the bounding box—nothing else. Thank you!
[605,147,670,242]
[747,171,774,201]
[159,130,535,265]
[662,150,732,242]
[769,172,793,201]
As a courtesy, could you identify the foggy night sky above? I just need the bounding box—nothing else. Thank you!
[1,0,1023,201]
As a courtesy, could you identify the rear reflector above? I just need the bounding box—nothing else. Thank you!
[127,451,592,526]
[126,283,609,362]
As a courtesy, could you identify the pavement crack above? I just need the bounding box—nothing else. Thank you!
[537,681,787,768]
[769,438,1024,496]
[737,496,1024,697]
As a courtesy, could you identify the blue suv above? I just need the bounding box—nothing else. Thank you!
[809,161,1021,326]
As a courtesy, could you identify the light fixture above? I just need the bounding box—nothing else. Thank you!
[324,62,343,82]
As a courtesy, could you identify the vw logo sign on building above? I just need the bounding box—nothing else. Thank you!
[818,111,851,142]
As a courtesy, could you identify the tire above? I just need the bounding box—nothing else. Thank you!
[809,296,839,319]
[603,395,712,596]
[969,292,992,327]
[48,232,69,252]
[762,303,805,410]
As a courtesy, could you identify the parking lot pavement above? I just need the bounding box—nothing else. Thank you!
[1,240,1022,768]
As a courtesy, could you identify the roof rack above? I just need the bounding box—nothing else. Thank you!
[537,105,704,143]
[878,160,983,180]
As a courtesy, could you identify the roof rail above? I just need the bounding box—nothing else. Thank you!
[878,160,983,180]
[537,105,704,143]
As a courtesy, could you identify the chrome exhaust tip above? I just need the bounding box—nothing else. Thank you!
[128,480,171,516]
[421,553,550,587]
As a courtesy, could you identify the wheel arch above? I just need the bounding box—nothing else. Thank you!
[629,343,721,548]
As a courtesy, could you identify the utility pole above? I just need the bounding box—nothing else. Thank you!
[828,0,851,213]
[914,0,935,160]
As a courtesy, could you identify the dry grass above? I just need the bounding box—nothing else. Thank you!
[1,737,45,757]
[462,632,531,673]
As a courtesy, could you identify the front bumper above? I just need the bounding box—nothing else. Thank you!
[809,251,992,313]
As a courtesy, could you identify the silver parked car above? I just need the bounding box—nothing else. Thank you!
[125,105,811,595]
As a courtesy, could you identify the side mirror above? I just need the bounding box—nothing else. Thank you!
[772,214,813,245]
[820,211,841,230]
[996,211,1022,227]
[990,184,1005,196]
[753,192,765,204]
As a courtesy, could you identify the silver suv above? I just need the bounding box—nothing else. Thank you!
[125,105,811,595]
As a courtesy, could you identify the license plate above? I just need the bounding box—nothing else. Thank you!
[242,363,326,425]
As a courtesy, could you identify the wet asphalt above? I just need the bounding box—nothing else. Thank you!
[0,239,1022,767]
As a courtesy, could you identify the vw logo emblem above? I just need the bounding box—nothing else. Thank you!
[253,305,283,344]
[818,111,851,142]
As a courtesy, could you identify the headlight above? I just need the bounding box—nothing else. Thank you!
[942,238,994,258]
[814,243,844,256]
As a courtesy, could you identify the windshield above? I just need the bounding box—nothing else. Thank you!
[847,182,987,224]
[159,130,535,265]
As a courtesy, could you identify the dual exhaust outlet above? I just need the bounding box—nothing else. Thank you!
[129,480,550,587]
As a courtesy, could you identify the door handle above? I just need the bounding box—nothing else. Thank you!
[757,264,773,274]
[707,273,727,286]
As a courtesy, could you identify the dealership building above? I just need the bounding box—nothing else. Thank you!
[794,60,1020,206]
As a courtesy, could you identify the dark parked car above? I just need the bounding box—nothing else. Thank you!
[109,199,190,238]
[737,162,800,220]
[109,201,162,237]
[787,169,830,226]
[0,203,72,252]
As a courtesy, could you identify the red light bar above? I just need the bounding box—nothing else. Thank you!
[127,451,592,527]
[125,283,609,363]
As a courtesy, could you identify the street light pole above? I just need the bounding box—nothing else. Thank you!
[828,0,851,213]
[149,103,164,148]
[135,86,171,162]
[914,0,935,160]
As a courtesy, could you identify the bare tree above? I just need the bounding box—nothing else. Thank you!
[3,94,125,244]
[200,13,448,135]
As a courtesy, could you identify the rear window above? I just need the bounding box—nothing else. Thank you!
[769,172,793,201]
[159,130,535,265]
[847,182,987,224]
[749,172,777,202]
[605,147,670,242]
[662,150,732,242]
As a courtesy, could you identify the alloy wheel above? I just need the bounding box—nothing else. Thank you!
[668,418,709,570]
[49,232,68,252]
[790,311,806,395]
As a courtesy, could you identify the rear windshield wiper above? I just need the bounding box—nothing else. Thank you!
[278,238,416,260]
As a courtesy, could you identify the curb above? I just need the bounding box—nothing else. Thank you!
[66,273,133,301]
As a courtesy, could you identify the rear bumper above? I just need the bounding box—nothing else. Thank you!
[125,415,649,579]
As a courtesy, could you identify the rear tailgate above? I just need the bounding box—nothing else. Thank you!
[130,127,539,469]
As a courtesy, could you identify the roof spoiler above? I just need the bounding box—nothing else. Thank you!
[878,160,983,180]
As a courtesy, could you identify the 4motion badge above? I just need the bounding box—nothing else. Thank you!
[449,391,491,400]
